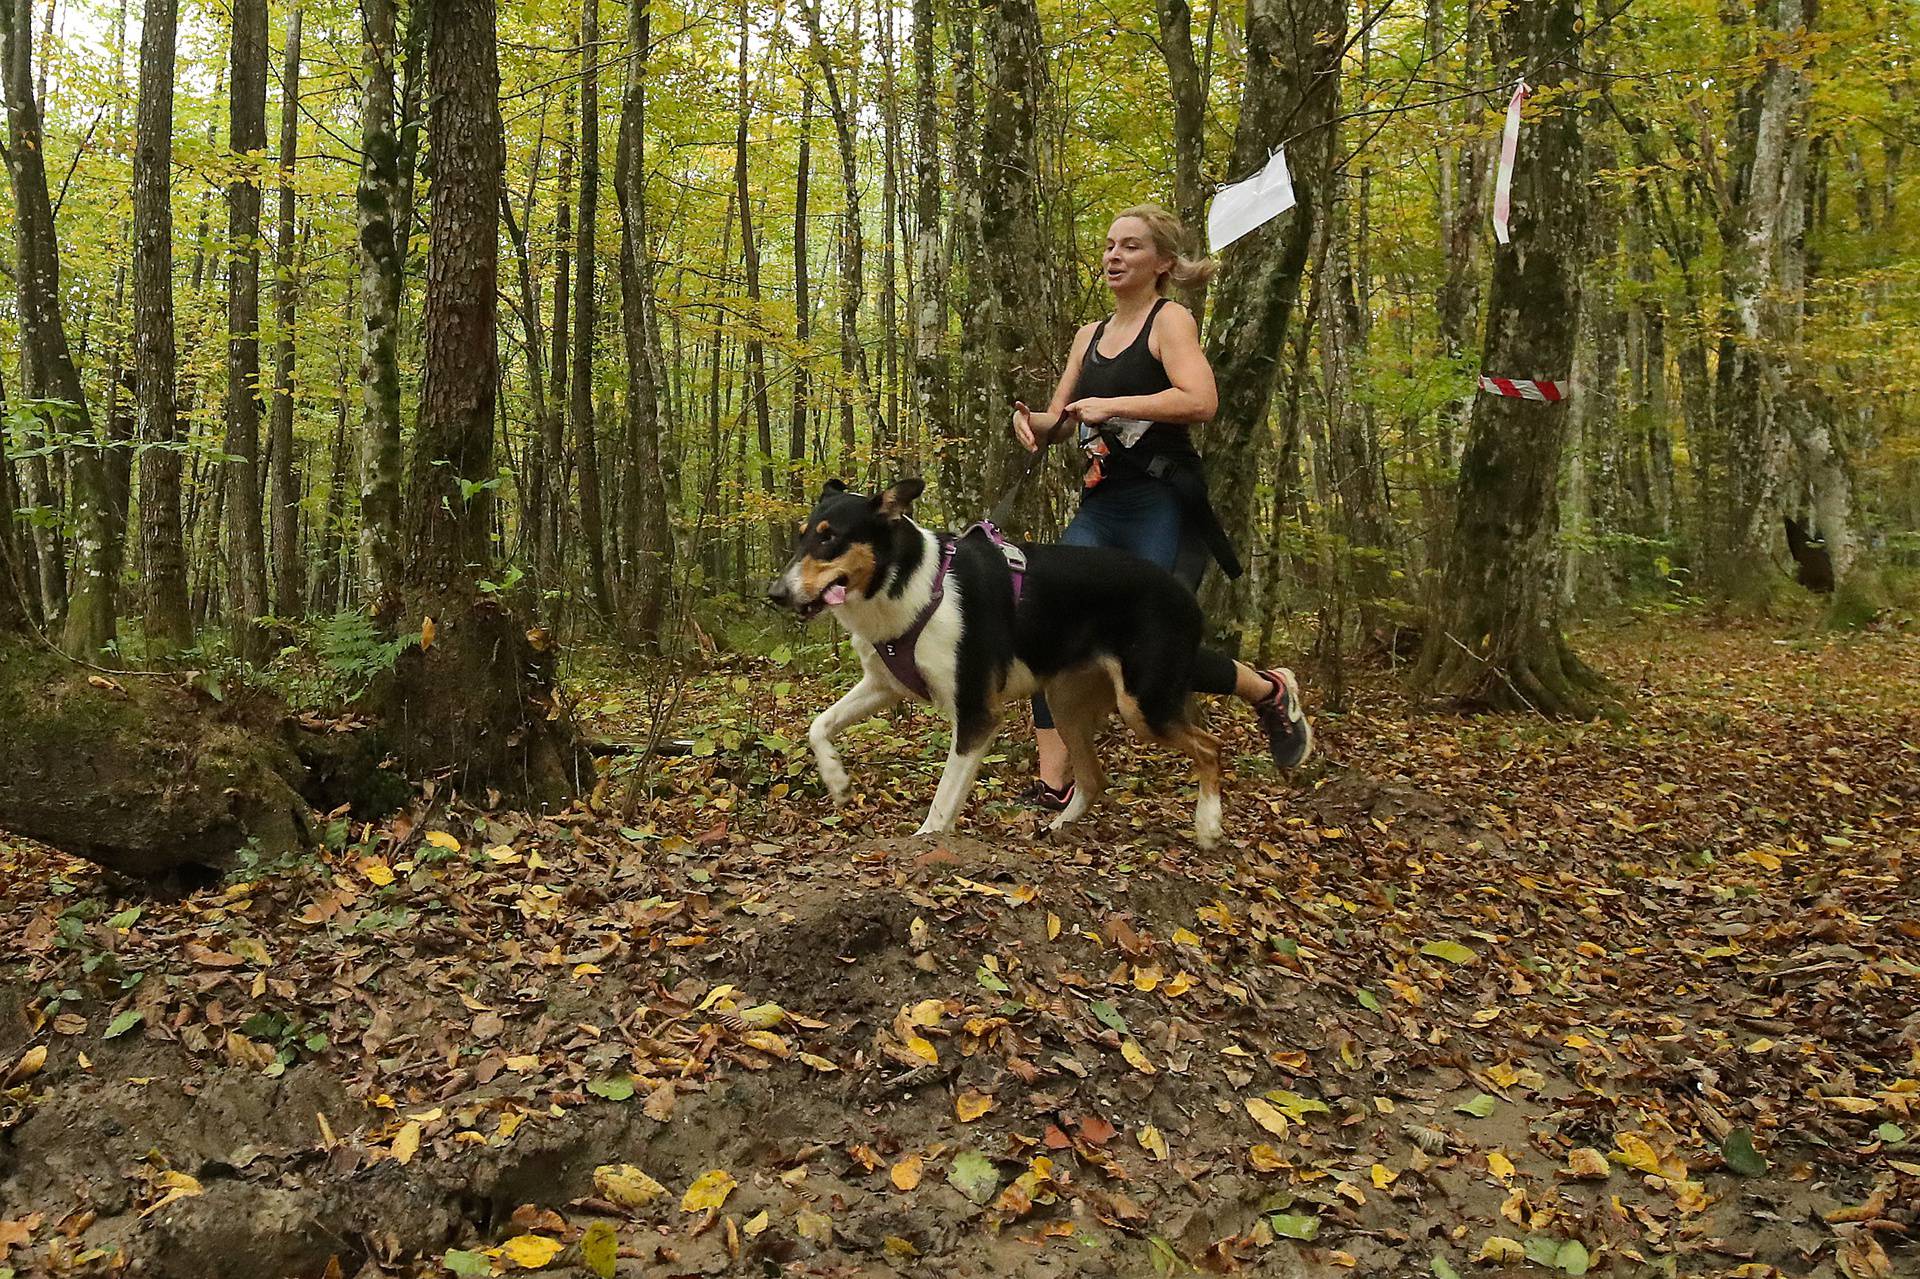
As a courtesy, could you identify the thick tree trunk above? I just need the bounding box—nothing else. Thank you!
[134,0,190,649]
[616,0,670,647]
[1,0,113,656]
[1417,0,1605,717]
[356,0,405,601]
[381,0,586,807]
[1198,0,1344,643]
[268,7,305,618]
[224,0,270,657]
[571,0,613,617]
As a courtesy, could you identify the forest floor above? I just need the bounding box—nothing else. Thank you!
[1,611,1916,1279]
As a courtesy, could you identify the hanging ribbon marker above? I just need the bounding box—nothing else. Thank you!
[1207,148,1296,254]
[1491,81,1530,245]
[1478,375,1567,403]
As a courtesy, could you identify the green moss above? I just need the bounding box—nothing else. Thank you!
[1824,570,1889,631]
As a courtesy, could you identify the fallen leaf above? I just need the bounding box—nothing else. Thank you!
[1420,939,1477,964]
[1138,1125,1169,1161]
[392,1121,422,1165]
[3,1045,46,1085]
[1566,1148,1611,1180]
[1269,1212,1320,1241]
[1120,1038,1155,1074]
[499,1234,564,1269]
[594,1163,667,1210]
[1487,1150,1515,1181]
[580,1221,617,1279]
[947,1151,999,1204]
[1477,1236,1526,1264]
[955,1090,995,1122]
[140,1171,202,1217]
[680,1169,737,1213]
[891,1154,924,1190]
[1722,1128,1768,1177]
[1246,1098,1291,1138]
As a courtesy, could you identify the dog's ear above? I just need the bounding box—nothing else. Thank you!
[873,478,926,520]
[819,478,848,499]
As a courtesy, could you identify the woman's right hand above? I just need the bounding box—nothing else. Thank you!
[1013,401,1042,452]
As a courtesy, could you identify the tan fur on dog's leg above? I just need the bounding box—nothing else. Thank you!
[1043,666,1114,829]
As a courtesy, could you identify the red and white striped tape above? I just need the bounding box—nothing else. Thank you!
[1492,81,1530,245]
[1477,374,1568,402]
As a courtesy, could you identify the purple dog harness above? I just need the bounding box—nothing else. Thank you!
[875,522,1025,702]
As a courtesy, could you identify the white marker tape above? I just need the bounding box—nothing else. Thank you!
[1207,148,1296,254]
[1491,81,1530,246]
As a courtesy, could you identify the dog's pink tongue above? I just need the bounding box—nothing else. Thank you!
[823,583,849,606]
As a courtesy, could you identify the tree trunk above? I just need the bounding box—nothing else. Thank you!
[908,0,946,513]
[571,0,613,617]
[1198,0,1344,645]
[382,0,585,806]
[2,0,116,655]
[546,96,573,587]
[943,0,983,518]
[616,0,671,646]
[268,6,304,618]
[1416,0,1605,717]
[790,80,813,507]
[356,0,405,602]
[224,0,270,657]
[134,0,189,649]
[733,0,775,559]
[1155,0,1209,319]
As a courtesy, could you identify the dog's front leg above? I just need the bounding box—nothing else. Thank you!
[808,675,901,806]
[916,716,1000,836]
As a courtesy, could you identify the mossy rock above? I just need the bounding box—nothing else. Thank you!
[0,640,312,877]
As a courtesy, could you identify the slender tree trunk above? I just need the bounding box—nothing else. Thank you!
[734,0,775,559]
[1155,0,1209,319]
[1198,0,1344,643]
[789,81,813,507]
[878,0,900,467]
[1,0,114,655]
[224,0,270,656]
[572,0,612,616]
[268,6,304,617]
[546,96,573,585]
[312,342,351,611]
[616,0,670,645]
[357,0,405,601]
[134,0,188,648]
[1434,0,1487,465]
[1417,0,1604,716]
[908,0,947,510]
[945,0,983,518]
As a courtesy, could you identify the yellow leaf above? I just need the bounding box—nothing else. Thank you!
[890,1154,924,1191]
[1610,1133,1665,1175]
[595,1163,667,1210]
[1163,972,1194,997]
[1132,965,1161,992]
[1121,1038,1155,1074]
[420,616,437,649]
[361,859,395,887]
[4,1044,46,1084]
[903,1035,939,1065]
[1245,1098,1290,1138]
[1567,1147,1611,1180]
[499,1234,565,1269]
[1487,1150,1516,1182]
[581,1221,617,1279]
[140,1170,203,1217]
[1138,1125,1169,1162]
[905,999,946,1027]
[1488,1060,1521,1089]
[1171,927,1202,946]
[1746,1038,1775,1054]
[391,1121,422,1165]
[1370,1163,1397,1189]
[1249,1144,1287,1172]
[425,830,461,851]
[680,1169,737,1213]
[795,1209,833,1242]
[740,1030,790,1058]
[955,1091,995,1122]
[798,1052,840,1072]
[1477,1236,1526,1264]
[1047,913,1062,940]
[1740,849,1781,871]
[744,1210,770,1236]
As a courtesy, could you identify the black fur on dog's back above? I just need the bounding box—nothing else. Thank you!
[945,536,1203,748]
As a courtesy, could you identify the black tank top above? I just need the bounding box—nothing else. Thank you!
[1070,298,1199,489]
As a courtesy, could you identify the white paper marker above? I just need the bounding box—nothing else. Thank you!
[1206,148,1296,254]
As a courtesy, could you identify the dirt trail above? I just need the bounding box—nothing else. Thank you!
[1,619,1915,1278]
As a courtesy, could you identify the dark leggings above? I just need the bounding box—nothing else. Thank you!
[1032,482,1237,730]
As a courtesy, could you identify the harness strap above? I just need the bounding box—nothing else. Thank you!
[873,523,1025,703]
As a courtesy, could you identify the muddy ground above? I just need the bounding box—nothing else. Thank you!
[1,617,1915,1278]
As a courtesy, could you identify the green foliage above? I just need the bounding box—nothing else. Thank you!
[261,611,415,708]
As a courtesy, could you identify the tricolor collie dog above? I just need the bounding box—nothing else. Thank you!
[767,478,1225,847]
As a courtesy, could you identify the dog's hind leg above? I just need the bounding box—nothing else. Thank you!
[809,674,902,806]
[916,715,1002,836]
[1111,677,1224,850]
[1042,667,1114,830]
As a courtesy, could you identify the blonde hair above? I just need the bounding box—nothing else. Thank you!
[1114,204,1217,294]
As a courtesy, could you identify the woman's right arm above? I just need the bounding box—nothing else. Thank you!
[1014,323,1098,451]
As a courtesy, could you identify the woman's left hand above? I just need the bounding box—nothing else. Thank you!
[1064,397,1116,425]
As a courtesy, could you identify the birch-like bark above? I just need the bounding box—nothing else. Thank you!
[572,0,613,616]
[268,6,304,617]
[224,0,270,656]
[356,0,404,599]
[733,0,775,558]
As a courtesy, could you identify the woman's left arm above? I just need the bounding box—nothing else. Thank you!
[1065,304,1219,425]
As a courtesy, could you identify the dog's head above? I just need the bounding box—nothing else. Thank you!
[767,478,925,619]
